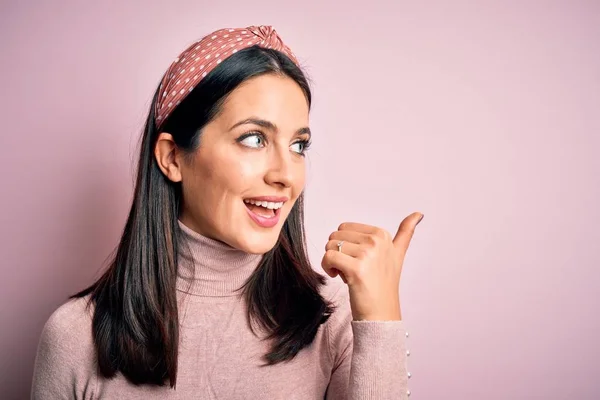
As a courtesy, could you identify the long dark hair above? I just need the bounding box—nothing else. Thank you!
[72,46,335,387]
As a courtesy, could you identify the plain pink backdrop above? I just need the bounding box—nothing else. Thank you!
[1,1,599,399]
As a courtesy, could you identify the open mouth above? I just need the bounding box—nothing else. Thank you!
[243,199,284,218]
[243,197,287,228]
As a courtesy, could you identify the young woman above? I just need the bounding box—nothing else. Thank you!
[31,25,423,399]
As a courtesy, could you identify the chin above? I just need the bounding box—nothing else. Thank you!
[236,232,281,254]
[234,205,293,254]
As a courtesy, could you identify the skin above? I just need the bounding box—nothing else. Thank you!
[155,73,310,255]
[155,72,423,321]
[322,215,423,321]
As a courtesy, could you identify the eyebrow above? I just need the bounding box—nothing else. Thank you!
[229,117,311,138]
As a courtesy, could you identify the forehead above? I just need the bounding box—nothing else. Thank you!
[216,74,309,129]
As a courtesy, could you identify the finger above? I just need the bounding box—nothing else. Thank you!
[328,230,372,246]
[392,212,424,254]
[337,222,379,235]
[321,249,358,282]
[325,239,363,258]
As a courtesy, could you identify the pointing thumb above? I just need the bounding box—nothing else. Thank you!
[392,212,424,252]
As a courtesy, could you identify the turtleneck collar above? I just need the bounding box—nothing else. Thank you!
[176,220,263,297]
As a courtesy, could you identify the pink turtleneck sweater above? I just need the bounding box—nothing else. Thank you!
[31,221,411,399]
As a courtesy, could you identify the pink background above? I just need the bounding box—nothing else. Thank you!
[1,1,599,398]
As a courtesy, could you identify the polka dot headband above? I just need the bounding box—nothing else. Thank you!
[155,25,299,129]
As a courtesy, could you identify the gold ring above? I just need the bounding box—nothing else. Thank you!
[337,241,344,253]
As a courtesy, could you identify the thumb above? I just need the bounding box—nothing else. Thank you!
[392,212,424,253]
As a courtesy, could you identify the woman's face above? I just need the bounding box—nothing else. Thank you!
[178,73,310,254]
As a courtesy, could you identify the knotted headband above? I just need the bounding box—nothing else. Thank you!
[155,25,299,129]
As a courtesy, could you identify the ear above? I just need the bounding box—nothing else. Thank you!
[154,132,183,183]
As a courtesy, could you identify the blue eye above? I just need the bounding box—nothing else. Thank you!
[290,141,305,154]
[239,133,265,148]
[237,132,311,156]
[291,139,312,156]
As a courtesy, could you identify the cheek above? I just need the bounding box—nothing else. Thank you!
[237,157,264,180]
[208,158,259,202]
[183,159,230,208]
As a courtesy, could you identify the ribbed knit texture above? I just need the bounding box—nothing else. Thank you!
[31,221,410,399]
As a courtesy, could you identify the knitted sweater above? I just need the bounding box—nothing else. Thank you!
[31,221,410,399]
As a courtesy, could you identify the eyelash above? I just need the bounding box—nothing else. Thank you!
[237,131,312,157]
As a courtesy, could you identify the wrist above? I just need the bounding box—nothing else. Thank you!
[353,310,402,321]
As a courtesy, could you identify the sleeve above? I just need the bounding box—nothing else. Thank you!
[31,298,98,400]
[324,284,411,400]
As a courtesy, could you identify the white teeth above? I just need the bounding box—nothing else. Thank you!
[244,199,284,209]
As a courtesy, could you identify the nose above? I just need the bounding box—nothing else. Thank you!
[264,146,295,189]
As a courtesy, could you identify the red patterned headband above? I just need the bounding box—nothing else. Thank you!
[155,25,299,129]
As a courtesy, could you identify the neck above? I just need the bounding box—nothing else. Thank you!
[176,220,263,297]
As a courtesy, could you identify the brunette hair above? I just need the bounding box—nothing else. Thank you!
[72,46,335,387]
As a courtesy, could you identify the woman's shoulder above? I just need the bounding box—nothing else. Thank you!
[43,294,94,335]
[32,295,98,397]
[37,294,96,361]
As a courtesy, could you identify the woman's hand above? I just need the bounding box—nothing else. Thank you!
[321,212,423,321]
